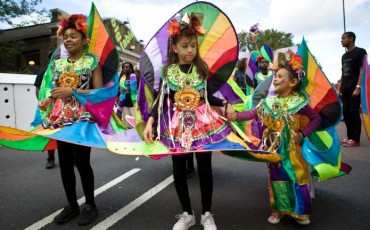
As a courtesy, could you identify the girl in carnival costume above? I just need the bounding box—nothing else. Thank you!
[143,13,234,230]
[228,52,322,225]
[38,14,102,225]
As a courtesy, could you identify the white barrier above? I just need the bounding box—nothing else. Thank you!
[0,73,38,130]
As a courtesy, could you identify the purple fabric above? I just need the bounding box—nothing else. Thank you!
[109,128,143,142]
[216,82,244,104]
[236,108,258,121]
[137,78,150,122]
[144,38,163,91]
[298,105,322,136]
[96,122,116,142]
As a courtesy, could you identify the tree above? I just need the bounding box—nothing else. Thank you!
[0,0,49,27]
[238,28,295,52]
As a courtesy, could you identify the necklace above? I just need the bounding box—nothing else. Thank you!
[174,63,200,111]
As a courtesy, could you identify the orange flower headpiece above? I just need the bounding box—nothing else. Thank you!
[167,12,206,38]
[272,50,305,82]
[57,14,88,36]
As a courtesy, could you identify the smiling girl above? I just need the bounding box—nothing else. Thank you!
[38,14,103,225]
[228,52,322,225]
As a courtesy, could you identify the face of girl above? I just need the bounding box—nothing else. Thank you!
[172,36,197,64]
[62,28,87,55]
[273,68,297,95]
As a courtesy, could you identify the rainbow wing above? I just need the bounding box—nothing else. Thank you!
[138,1,238,125]
[298,38,341,128]
[361,55,370,141]
[87,3,118,85]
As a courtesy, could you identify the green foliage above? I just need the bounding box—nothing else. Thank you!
[0,0,49,27]
[238,28,295,52]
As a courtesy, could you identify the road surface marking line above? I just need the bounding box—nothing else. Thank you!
[91,175,174,230]
[25,168,141,230]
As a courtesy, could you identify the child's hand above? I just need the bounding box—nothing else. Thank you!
[38,98,52,111]
[51,87,73,98]
[227,111,237,122]
[143,124,154,143]
[294,131,304,143]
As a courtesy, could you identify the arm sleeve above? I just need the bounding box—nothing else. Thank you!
[236,108,258,121]
[206,79,224,106]
[299,105,322,136]
[34,69,47,87]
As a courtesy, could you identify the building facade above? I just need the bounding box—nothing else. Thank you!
[0,8,143,74]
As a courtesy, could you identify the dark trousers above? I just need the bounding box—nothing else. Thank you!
[57,141,95,207]
[172,152,213,214]
[341,93,361,141]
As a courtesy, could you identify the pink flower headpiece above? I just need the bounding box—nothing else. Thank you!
[57,14,88,36]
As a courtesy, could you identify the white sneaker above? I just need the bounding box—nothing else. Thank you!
[201,212,217,230]
[172,211,196,230]
[267,212,283,224]
[296,218,311,225]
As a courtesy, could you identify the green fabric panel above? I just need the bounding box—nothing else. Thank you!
[313,154,341,182]
[0,136,49,151]
[272,181,294,212]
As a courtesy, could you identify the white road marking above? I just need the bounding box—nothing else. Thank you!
[91,175,174,230]
[25,168,141,230]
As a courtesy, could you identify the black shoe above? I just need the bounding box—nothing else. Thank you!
[45,158,55,169]
[78,203,98,225]
[186,169,196,179]
[54,205,80,224]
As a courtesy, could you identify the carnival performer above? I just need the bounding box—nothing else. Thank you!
[38,14,101,225]
[228,52,322,225]
[143,13,234,230]
[251,54,274,87]
[116,61,139,128]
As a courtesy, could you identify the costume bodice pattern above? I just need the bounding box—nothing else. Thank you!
[257,92,310,152]
[44,53,99,129]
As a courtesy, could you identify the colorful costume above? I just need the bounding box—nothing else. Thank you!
[43,53,98,129]
[237,91,321,220]
[152,64,231,150]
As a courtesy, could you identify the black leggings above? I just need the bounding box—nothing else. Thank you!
[57,141,95,207]
[172,152,213,214]
[341,93,361,141]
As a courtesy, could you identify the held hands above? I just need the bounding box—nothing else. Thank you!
[294,131,304,143]
[51,87,73,98]
[225,103,237,122]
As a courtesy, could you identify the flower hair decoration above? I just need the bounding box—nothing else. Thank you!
[167,12,206,38]
[57,14,88,36]
[273,51,305,82]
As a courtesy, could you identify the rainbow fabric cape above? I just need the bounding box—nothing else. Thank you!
[361,55,370,141]
[0,3,125,150]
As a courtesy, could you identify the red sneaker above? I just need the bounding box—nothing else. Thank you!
[342,139,360,147]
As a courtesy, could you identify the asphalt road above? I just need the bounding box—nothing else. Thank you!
[0,123,369,230]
